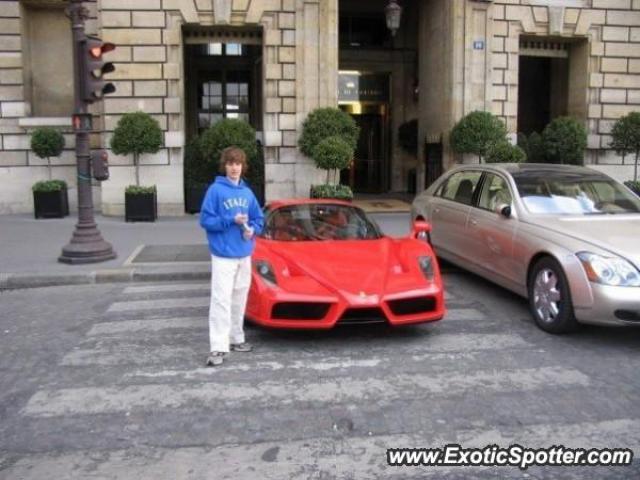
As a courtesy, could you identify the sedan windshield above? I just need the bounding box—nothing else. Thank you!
[513,173,640,215]
[262,204,383,241]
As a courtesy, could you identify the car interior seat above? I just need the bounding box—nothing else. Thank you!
[454,179,474,204]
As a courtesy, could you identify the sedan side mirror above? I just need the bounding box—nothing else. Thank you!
[411,220,432,242]
[497,204,512,218]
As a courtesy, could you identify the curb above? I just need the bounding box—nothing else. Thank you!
[0,265,211,291]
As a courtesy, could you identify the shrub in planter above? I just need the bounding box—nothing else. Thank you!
[111,112,163,221]
[450,111,507,163]
[32,179,69,218]
[183,136,209,213]
[200,119,263,202]
[517,132,545,163]
[31,128,68,218]
[486,140,526,164]
[299,107,359,157]
[310,184,354,201]
[124,185,157,222]
[111,112,163,186]
[610,112,640,182]
[542,116,587,165]
[624,180,640,197]
[31,127,66,181]
[248,141,266,206]
[309,136,354,199]
[300,108,358,199]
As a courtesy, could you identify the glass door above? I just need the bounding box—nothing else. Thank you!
[197,70,251,134]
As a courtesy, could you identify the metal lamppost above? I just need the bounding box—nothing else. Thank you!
[59,0,116,264]
[385,0,403,37]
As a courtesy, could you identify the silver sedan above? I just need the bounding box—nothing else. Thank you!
[411,163,640,333]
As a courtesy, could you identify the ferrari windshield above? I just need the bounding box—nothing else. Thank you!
[263,204,383,241]
[512,172,640,215]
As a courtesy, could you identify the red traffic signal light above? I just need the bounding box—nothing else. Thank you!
[82,35,116,103]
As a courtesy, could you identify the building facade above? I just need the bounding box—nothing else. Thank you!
[1,0,639,215]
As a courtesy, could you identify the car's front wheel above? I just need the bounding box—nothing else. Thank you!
[527,257,578,334]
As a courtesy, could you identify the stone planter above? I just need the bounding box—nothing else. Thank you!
[185,184,208,214]
[33,186,69,219]
[125,191,157,222]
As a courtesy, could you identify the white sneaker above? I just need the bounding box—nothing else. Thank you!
[206,351,225,366]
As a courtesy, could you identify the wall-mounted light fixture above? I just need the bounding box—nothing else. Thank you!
[385,0,402,37]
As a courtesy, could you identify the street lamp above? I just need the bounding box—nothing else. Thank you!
[385,0,402,37]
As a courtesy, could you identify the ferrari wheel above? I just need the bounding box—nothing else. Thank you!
[527,257,578,334]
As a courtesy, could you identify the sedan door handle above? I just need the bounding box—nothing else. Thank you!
[469,219,478,226]
[434,208,440,214]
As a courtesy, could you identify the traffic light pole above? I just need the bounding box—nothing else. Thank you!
[59,0,116,264]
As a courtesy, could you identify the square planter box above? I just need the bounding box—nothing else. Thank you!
[125,191,157,222]
[33,187,69,219]
[185,184,208,214]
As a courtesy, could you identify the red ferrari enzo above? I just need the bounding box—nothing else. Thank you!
[245,199,445,329]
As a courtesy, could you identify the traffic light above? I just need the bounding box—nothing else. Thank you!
[82,35,116,103]
[91,150,109,181]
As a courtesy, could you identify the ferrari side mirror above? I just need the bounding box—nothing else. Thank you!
[411,220,432,242]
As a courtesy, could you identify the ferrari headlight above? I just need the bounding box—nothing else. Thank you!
[577,252,640,287]
[418,255,435,281]
[254,260,277,286]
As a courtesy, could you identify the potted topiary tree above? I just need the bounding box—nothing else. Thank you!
[310,136,355,200]
[609,111,640,195]
[30,127,69,218]
[110,111,163,221]
[517,132,545,163]
[299,107,359,199]
[200,118,262,202]
[450,111,507,163]
[542,116,587,165]
[486,140,527,164]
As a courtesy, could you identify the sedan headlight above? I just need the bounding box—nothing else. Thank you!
[418,256,435,281]
[254,260,277,286]
[577,252,640,287]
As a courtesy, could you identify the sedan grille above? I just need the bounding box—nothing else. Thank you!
[271,302,331,320]
[387,297,437,316]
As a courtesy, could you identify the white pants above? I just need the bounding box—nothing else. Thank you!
[208,254,252,353]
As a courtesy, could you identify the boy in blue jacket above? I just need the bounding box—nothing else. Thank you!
[200,146,264,366]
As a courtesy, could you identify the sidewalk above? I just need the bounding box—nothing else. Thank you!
[0,206,411,290]
[0,214,209,289]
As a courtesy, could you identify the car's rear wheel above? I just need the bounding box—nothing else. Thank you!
[527,257,578,334]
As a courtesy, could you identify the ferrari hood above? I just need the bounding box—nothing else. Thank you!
[262,238,401,299]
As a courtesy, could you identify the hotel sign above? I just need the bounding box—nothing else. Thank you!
[339,73,389,103]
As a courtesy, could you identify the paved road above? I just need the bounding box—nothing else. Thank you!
[0,272,639,479]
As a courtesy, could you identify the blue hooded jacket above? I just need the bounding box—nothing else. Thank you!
[199,176,264,258]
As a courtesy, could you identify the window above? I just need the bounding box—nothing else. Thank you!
[197,71,250,132]
[478,174,513,212]
[441,171,483,205]
[23,4,74,116]
[513,174,640,215]
[199,43,244,57]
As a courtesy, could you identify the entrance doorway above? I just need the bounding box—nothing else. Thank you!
[340,107,387,193]
[518,55,568,135]
[182,31,264,211]
[517,37,589,136]
[339,72,390,194]
[184,39,263,138]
